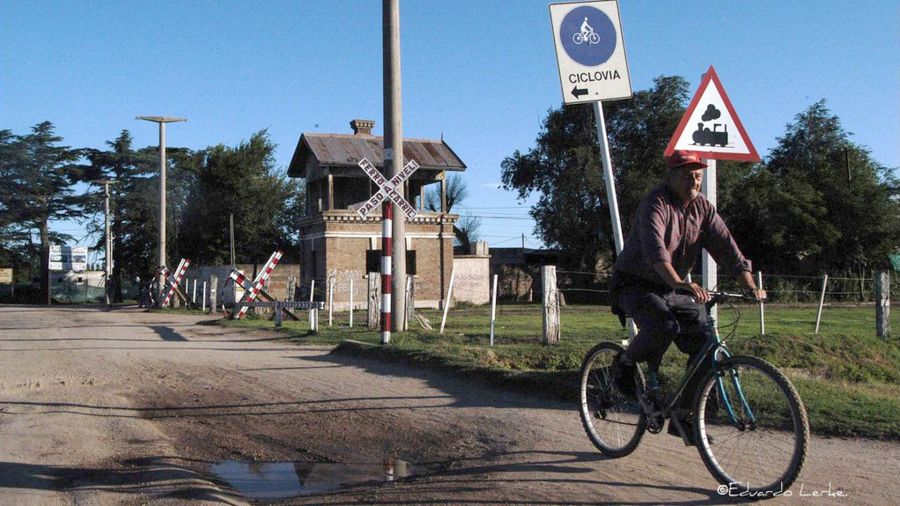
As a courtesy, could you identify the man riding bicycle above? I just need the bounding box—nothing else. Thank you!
[609,150,766,445]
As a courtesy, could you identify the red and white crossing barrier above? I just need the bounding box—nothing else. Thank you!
[230,250,283,319]
[159,258,191,307]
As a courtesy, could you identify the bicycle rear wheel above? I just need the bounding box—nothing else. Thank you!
[694,356,809,496]
[579,342,646,458]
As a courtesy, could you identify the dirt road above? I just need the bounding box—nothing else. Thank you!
[0,306,896,505]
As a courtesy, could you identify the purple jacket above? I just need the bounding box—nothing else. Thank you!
[613,184,752,287]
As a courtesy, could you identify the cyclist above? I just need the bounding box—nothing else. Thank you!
[580,17,594,40]
[609,150,766,445]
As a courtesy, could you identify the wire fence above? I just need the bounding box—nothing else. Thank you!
[549,269,892,305]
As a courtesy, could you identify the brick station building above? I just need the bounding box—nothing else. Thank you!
[287,119,466,309]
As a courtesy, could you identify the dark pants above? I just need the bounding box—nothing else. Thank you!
[615,283,712,402]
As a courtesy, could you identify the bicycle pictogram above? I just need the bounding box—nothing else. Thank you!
[573,17,600,45]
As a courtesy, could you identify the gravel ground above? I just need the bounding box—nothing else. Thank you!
[0,305,897,505]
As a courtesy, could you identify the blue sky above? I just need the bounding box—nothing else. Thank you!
[2,0,898,259]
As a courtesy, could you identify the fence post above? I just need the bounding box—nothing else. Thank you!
[439,269,456,335]
[192,279,197,304]
[202,281,207,313]
[367,272,380,330]
[287,275,296,301]
[274,302,283,328]
[349,278,354,328]
[815,274,829,334]
[209,275,218,315]
[405,274,415,327]
[489,274,498,347]
[309,279,316,330]
[875,271,891,339]
[542,265,560,344]
[757,271,765,335]
[328,276,334,327]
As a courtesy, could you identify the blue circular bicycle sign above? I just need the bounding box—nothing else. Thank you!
[559,6,617,66]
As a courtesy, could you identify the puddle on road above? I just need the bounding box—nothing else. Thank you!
[210,458,417,500]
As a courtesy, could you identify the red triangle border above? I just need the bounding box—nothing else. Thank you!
[664,66,760,162]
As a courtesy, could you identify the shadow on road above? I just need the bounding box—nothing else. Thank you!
[297,349,573,411]
[149,325,189,341]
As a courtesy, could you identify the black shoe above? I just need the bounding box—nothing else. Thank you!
[611,352,636,397]
[668,411,696,446]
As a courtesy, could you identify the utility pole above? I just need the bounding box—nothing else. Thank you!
[230,213,236,267]
[100,180,114,306]
[136,116,186,301]
[384,0,406,333]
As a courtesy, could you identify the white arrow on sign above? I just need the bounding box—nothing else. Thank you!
[355,157,420,219]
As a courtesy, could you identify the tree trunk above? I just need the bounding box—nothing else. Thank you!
[39,219,50,305]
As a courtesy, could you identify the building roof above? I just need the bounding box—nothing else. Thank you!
[288,133,466,178]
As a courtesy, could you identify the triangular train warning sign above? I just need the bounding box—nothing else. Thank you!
[664,66,760,162]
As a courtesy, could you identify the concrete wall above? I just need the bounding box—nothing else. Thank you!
[50,270,106,303]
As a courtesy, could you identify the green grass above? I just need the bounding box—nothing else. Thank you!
[212,303,900,439]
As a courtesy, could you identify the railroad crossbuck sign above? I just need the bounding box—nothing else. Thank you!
[549,0,632,104]
[665,66,760,162]
[355,157,419,220]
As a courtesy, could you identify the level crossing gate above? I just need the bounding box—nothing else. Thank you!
[228,250,300,321]
[156,258,196,309]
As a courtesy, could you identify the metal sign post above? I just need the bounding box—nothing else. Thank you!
[701,158,717,322]
[357,157,419,344]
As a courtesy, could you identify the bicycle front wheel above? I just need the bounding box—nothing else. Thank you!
[694,356,809,496]
[579,342,646,458]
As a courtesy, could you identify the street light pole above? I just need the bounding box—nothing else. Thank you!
[99,180,114,306]
[136,116,186,302]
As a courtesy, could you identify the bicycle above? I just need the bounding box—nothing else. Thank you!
[579,291,809,496]
[573,30,600,45]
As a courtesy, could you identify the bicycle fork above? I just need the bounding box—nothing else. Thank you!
[707,313,757,429]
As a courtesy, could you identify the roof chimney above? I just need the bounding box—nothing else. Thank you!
[350,119,375,136]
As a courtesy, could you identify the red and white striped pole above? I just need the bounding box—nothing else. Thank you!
[381,201,392,344]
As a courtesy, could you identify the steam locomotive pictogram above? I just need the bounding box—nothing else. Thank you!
[692,122,729,147]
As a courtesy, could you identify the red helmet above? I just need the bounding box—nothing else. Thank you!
[666,150,708,170]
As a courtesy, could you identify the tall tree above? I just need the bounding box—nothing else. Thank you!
[178,131,303,265]
[501,76,690,269]
[1,122,88,303]
[727,100,900,276]
[0,130,34,285]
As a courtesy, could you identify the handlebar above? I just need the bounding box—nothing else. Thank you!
[705,291,759,311]
[675,289,759,310]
